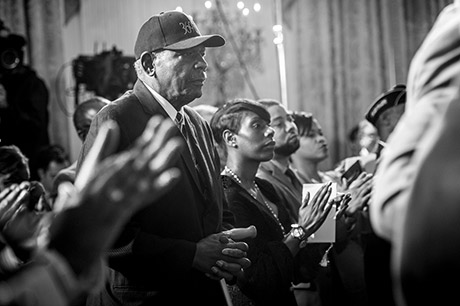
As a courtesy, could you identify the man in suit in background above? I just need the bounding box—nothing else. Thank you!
[78,10,251,306]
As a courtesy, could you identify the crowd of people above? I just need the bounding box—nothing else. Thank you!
[0,2,459,306]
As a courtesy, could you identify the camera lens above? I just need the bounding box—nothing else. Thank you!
[1,48,20,69]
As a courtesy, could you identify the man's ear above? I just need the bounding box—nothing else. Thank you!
[223,130,237,148]
[140,52,155,77]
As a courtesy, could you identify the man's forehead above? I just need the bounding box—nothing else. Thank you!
[267,104,288,120]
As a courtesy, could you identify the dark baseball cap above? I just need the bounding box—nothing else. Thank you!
[134,10,225,59]
[365,84,407,125]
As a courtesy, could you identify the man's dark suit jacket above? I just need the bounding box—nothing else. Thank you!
[77,80,234,305]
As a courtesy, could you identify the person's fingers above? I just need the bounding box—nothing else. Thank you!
[0,188,28,227]
[138,115,162,144]
[148,137,184,173]
[235,257,252,269]
[215,260,245,276]
[207,265,239,282]
[221,247,247,258]
[323,196,334,214]
[151,168,181,191]
[75,120,119,191]
[18,181,30,190]
[351,172,373,189]
[0,184,16,198]
[220,248,251,268]
[334,194,350,219]
[318,183,333,210]
[0,184,18,211]
[300,192,310,210]
[310,183,327,204]
[147,116,178,153]
[75,116,183,217]
[318,182,332,203]
[349,172,366,188]
[222,225,257,241]
[133,116,165,170]
[4,185,21,203]
[205,271,222,281]
[6,186,28,210]
[226,240,249,252]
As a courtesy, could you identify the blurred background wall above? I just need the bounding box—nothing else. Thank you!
[0,0,452,169]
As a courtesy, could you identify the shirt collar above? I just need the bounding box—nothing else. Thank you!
[141,80,178,122]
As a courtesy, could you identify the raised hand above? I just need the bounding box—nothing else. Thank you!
[0,183,28,231]
[48,116,184,276]
[343,172,373,217]
[0,182,44,261]
[298,182,334,237]
[334,193,351,220]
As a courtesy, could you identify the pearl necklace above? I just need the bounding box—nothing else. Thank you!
[224,166,286,234]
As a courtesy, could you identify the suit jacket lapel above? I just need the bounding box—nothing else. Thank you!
[133,81,203,193]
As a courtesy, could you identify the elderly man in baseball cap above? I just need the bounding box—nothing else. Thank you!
[80,10,253,306]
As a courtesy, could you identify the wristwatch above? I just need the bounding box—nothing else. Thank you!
[290,224,308,248]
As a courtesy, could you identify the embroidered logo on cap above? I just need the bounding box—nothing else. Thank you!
[180,21,194,35]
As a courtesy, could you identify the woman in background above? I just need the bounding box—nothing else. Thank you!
[290,111,372,306]
[211,99,347,305]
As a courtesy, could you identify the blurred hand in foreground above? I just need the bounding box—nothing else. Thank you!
[49,116,184,276]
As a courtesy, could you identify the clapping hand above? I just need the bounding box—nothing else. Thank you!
[342,172,373,217]
[0,181,44,261]
[298,182,334,237]
[333,193,351,220]
[49,116,184,276]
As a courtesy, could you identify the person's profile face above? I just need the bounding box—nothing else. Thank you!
[231,111,275,162]
[266,104,300,156]
[154,45,208,107]
[296,119,328,162]
[75,111,98,142]
[39,161,69,193]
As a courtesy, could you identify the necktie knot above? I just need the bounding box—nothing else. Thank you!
[175,111,183,125]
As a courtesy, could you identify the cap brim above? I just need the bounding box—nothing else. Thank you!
[164,34,225,50]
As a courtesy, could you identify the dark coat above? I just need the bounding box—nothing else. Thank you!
[78,80,233,306]
[222,175,319,306]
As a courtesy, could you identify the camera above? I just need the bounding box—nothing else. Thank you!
[1,48,21,70]
[0,21,26,71]
[72,47,136,100]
